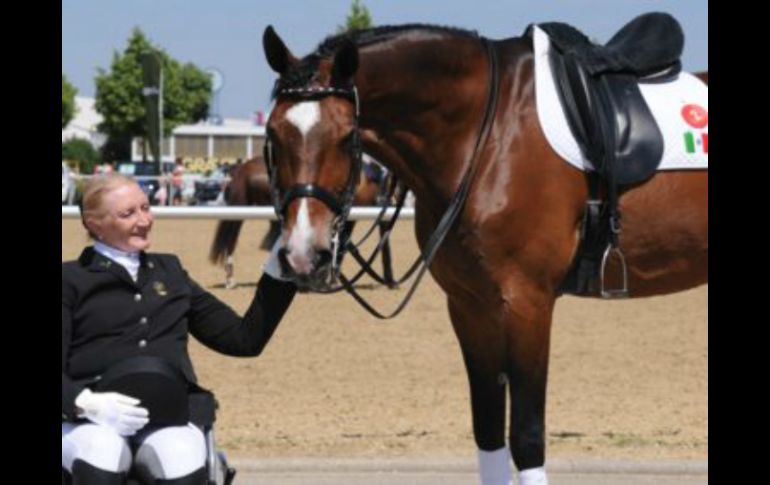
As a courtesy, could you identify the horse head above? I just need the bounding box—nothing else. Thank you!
[263,26,361,289]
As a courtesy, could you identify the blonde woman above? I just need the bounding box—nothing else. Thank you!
[62,174,295,484]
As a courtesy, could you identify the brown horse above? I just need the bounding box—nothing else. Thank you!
[261,19,707,484]
[209,156,394,288]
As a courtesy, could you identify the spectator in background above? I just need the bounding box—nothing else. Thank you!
[154,175,168,206]
[171,159,185,206]
[93,163,115,176]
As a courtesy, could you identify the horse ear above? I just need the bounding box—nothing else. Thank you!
[332,38,359,83]
[263,25,295,74]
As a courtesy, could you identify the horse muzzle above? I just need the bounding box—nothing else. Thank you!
[279,245,338,290]
[277,195,348,290]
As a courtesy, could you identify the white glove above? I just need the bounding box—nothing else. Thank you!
[263,237,289,281]
[74,388,150,436]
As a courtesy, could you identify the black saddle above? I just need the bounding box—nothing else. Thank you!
[530,12,683,185]
[526,13,685,296]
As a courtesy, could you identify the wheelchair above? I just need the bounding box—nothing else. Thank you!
[198,423,236,485]
[63,391,236,485]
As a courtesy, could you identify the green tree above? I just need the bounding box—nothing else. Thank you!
[94,28,211,161]
[62,138,100,174]
[62,74,78,129]
[99,135,133,164]
[337,0,373,33]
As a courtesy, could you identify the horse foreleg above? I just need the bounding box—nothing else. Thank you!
[378,221,396,288]
[503,286,555,484]
[448,300,510,485]
[224,254,236,289]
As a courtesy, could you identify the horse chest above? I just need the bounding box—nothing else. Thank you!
[413,207,493,294]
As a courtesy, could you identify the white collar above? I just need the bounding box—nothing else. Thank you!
[94,241,141,281]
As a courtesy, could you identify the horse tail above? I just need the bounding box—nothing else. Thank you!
[209,220,244,266]
[209,161,254,266]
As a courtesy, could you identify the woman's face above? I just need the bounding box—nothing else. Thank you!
[88,182,154,252]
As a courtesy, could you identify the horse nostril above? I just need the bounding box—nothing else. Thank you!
[315,249,333,269]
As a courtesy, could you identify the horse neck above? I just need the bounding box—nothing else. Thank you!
[356,34,494,205]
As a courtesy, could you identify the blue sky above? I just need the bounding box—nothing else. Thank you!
[62,1,708,119]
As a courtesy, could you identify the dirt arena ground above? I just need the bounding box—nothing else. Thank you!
[62,218,707,461]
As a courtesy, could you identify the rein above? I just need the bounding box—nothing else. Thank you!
[315,178,408,294]
[339,37,500,319]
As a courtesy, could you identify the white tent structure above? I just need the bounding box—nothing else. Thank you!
[131,117,267,169]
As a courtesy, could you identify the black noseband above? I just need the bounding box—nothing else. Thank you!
[280,183,345,216]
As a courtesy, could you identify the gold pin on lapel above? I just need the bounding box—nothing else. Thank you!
[153,281,168,296]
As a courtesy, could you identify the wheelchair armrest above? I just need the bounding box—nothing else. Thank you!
[190,390,219,428]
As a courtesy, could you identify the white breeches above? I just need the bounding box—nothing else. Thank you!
[61,422,206,479]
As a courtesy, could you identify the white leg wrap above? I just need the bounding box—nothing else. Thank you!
[519,466,548,485]
[224,255,235,289]
[477,447,512,485]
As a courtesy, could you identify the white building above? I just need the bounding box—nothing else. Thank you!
[61,96,107,149]
[131,117,267,174]
[62,95,268,174]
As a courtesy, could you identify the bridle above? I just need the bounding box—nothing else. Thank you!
[266,36,499,318]
[263,85,363,271]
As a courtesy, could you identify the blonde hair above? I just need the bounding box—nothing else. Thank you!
[80,173,139,239]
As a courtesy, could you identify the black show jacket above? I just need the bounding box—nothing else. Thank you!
[62,247,296,420]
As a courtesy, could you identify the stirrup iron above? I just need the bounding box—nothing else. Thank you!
[600,244,629,298]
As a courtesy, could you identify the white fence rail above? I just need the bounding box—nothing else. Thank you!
[62,206,416,221]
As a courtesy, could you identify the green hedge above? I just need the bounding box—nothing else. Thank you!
[62,138,100,174]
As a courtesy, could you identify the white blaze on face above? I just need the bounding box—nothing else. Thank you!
[283,101,322,275]
[286,101,321,138]
[287,199,315,274]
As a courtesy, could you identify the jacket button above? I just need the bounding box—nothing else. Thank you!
[138,339,147,348]
[134,293,142,302]
[139,317,148,325]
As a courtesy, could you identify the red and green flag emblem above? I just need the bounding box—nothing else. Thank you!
[684,132,708,154]
[681,104,708,154]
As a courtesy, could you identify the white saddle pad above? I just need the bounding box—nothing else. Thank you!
[532,25,708,172]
